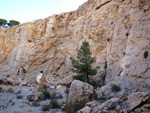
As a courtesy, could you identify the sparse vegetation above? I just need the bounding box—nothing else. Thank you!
[11,102,15,106]
[51,92,56,99]
[111,84,121,92]
[89,80,104,89]
[37,85,45,92]
[38,91,50,100]
[50,99,59,108]
[42,105,50,111]
[63,100,87,113]
[16,95,22,99]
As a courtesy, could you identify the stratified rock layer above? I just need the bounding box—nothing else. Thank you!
[0,0,150,90]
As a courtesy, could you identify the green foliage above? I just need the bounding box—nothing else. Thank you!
[51,92,56,99]
[72,75,86,82]
[9,20,20,25]
[70,41,97,83]
[7,20,20,27]
[0,19,7,26]
[38,91,50,100]
[42,105,50,111]
[111,84,121,92]
[49,99,59,108]
[63,100,86,113]
[89,80,104,89]
[37,84,47,92]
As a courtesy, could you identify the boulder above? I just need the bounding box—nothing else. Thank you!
[4,86,13,93]
[77,106,92,113]
[68,80,94,103]
[57,76,73,87]
[56,85,67,93]
[26,94,38,101]
[127,92,149,110]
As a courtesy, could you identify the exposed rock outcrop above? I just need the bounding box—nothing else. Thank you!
[68,80,94,103]
[0,0,150,92]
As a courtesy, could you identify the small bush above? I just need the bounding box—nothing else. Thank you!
[32,102,40,107]
[50,99,59,108]
[63,100,86,113]
[111,84,121,92]
[11,102,15,106]
[16,95,22,99]
[37,85,47,92]
[51,92,56,99]
[38,91,50,100]
[89,80,104,89]
[42,105,50,111]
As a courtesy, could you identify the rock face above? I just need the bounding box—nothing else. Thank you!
[0,0,150,90]
[68,80,94,102]
[77,106,92,113]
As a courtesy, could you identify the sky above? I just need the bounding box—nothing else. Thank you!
[0,0,87,23]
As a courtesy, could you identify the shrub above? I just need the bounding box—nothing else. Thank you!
[63,100,86,113]
[72,75,86,82]
[42,105,50,111]
[111,84,121,92]
[37,85,47,92]
[16,95,22,99]
[38,91,50,100]
[50,99,59,108]
[51,92,56,99]
[89,80,104,89]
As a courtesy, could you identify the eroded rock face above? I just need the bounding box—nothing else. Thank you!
[0,0,150,90]
[68,80,94,102]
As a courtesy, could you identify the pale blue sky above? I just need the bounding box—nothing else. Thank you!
[0,0,87,23]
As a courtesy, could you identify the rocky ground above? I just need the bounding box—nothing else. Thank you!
[0,84,67,113]
[1,78,150,113]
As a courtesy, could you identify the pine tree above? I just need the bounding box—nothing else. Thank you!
[70,41,97,83]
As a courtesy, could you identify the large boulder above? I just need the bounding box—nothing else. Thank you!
[25,94,39,101]
[57,76,73,87]
[77,106,92,113]
[127,92,150,110]
[68,80,94,103]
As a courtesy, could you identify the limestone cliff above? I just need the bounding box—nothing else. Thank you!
[0,0,150,90]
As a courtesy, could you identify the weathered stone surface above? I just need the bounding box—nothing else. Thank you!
[56,85,67,93]
[68,80,94,102]
[26,94,38,101]
[57,76,73,87]
[0,0,149,92]
[77,106,92,113]
[127,92,149,110]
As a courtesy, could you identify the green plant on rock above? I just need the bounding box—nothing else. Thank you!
[89,80,104,89]
[70,41,98,83]
[51,92,56,99]
[111,84,121,92]
[63,99,87,113]
[38,91,50,100]
[42,105,50,111]
[50,99,59,108]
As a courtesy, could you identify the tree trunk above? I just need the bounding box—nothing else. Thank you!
[87,75,89,83]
